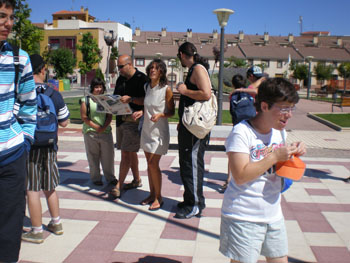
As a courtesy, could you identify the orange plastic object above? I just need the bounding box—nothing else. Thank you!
[275,156,306,181]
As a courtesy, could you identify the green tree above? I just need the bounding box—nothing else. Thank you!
[337,62,350,92]
[76,32,101,87]
[292,63,308,88]
[225,56,248,68]
[50,48,76,79]
[11,0,43,54]
[95,68,105,82]
[313,62,334,86]
[110,46,119,60]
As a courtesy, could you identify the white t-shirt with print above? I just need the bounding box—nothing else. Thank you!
[222,120,286,223]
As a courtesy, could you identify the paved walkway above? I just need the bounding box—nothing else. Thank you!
[18,90,350,263]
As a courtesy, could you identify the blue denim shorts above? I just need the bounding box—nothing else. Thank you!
[219,215,288,263]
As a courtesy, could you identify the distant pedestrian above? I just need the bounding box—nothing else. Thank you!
[220,78,306,262]
[175,42,212,219]
[0,0,37,260]
[80,77,117,186]
[134,59,175,210]
[245,65,266,97]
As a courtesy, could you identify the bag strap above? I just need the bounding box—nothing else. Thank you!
[85,96,90,118]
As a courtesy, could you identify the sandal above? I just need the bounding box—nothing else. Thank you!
[109,187,121,199]
[123,179,142,190]
[140,196,154,206]
[149,200,164,211]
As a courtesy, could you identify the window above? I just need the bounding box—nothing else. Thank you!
[262,60,270,68]
[135,58,145,67]
[277,60,283,68]
[49,38,60,50]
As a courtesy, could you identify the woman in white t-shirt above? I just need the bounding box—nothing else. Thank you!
[220,78,306,263]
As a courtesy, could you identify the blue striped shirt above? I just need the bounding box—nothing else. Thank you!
[0,42,37,166]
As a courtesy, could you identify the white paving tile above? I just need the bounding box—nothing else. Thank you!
[323,212,350,250]
[197,217,221,243]
[193,241,227,263]
[155,239,195,256]
[19,218,98,263]
[304,232,345,247]
[285,220,317,262]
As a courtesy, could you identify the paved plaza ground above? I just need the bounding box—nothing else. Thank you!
[19,92,350,263]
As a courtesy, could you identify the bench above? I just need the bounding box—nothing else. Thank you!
[332,95,350,112]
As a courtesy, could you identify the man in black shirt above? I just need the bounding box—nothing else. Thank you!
[110,55,147,198]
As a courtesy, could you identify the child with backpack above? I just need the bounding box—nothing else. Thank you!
[22,54,70,244]
[80,78,117,186]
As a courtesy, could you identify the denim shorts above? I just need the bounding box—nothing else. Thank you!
[219,215,288,263]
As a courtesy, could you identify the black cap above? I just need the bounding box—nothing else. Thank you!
[29,54,45,72]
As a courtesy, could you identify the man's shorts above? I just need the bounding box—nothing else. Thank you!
[116,121,140,152]
[26,147,60,191]
[219,215,288,263]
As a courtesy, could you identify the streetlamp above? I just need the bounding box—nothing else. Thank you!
[213,8,234,125]
[129,40,138,65]
[168,59,176,90]
[104,30,116,90]
[306,56,314,100]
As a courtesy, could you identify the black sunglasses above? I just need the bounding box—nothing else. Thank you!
[117,63,129,70]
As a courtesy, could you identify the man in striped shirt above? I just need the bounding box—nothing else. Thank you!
[0,0,37,261]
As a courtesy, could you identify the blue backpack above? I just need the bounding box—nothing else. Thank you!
[33,86,58,147]
[230,92,256,125]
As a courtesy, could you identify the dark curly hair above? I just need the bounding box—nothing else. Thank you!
[89,77,106,93]
[146,59,167,87]
[255,78,299,112]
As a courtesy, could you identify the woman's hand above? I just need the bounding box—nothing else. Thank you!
[290,141,306,156]
[273,145,298,162]
[132,110,143,120]
[176,82,187,95]
[150,113,162,122]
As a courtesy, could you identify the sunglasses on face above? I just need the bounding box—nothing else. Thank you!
[117,63,129,70]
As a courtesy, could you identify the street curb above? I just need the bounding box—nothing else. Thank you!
[307,112,350,132]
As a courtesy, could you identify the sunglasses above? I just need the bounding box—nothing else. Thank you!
[117,63,129,70]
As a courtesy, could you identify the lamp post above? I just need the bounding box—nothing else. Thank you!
[168,59,176,90]
[213,8,234,125]
[104,30,116,90]
[129,40,138,65]
[306,56,314,100]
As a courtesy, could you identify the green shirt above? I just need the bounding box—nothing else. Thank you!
[81,97,112,134]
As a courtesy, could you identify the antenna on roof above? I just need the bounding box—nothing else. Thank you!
[298,16,303,35]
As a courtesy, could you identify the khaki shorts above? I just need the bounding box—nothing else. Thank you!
[116,121,140,152]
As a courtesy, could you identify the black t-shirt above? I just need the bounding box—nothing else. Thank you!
[113,69,147,112]
[113,69,147,126]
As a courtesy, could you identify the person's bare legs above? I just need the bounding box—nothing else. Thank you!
[145,152,162,210]
[140,151,155,205]
[43,190,59,219]
[130,151,141,182]
[27,191,42,228]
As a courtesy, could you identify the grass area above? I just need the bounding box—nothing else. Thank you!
[314,113,350,127]
[64,97,234,124]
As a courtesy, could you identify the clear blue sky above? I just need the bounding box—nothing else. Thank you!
[27,0,349,36]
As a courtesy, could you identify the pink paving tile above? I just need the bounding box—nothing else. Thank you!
[318,203,350,212]
[288,202,321,212]
[161,214,200,240]
[311,246,350,263]
[109,252,192,263]
[295,211,335,233]
[305,188,334,196]
[64,248,113,263]
[201,207,221,218]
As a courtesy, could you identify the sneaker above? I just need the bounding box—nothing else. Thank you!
[175,206,202,219]
[22,230,44,244]
[123,179,142,190]
[47,222,64,235]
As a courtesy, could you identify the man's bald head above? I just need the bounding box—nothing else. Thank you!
[117,54,135,79]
